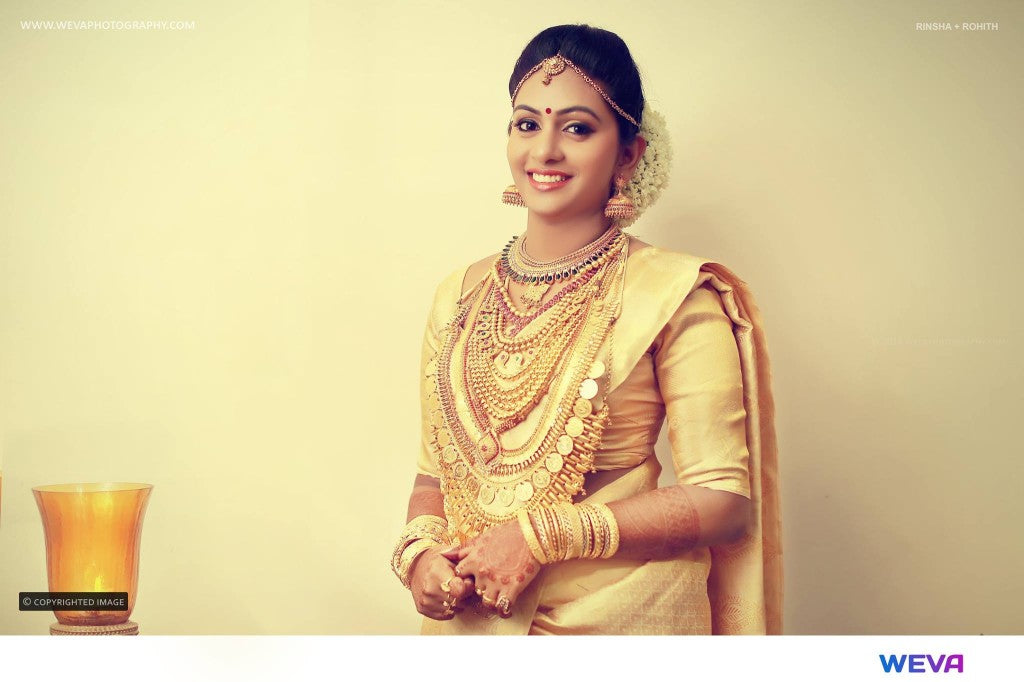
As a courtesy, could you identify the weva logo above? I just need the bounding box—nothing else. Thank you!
[879,654,964,673]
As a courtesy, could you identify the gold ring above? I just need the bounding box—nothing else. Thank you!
[496,595,511,615]
[454,565,463,577]
[440,576,454,593]
[481,594,496,607]
[475,587,484,597]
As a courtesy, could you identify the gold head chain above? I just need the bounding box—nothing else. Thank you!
[510,54,639,129]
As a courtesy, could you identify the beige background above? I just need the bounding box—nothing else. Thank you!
[1,0,1021,635]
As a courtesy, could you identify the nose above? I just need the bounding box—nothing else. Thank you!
[530,124,564,164]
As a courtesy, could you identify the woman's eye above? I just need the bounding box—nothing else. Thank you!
[565,123,592,135]
[514,119,539,132]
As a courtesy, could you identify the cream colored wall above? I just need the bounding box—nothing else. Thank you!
[1,0,1020,635]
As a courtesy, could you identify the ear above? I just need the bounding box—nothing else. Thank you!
[616,135,648,181]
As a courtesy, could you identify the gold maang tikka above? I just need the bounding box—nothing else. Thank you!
[510,54,640,129]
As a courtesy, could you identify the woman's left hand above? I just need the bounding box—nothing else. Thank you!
[440,521,541,618]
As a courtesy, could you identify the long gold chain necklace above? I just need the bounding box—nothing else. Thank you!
[465,230,626,451]
[428,235,627,540]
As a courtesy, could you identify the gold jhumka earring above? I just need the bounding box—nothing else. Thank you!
[604,175,635,222]
[501,185,525,207]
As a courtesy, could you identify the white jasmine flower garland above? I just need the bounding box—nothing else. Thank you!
[623,106,672,226]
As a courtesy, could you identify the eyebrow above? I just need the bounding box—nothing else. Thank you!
[513,104,603,121]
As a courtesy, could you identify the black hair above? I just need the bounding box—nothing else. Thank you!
[508,24,644,143]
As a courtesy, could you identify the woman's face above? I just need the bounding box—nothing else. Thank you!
[507,67,627,224]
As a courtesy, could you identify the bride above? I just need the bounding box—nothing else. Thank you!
[391,23,782,635]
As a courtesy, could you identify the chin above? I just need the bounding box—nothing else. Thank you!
[523,192,578,215]
[526,204,575,222]
[528,198,602,223]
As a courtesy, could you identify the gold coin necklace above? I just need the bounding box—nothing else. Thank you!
[427,232,628,541]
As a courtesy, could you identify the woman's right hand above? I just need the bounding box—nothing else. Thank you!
[409,546,475,620]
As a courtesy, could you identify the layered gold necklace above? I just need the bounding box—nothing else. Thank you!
[426,228,628,542]
[502,223,621,310]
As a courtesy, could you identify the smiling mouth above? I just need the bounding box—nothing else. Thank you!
[530,172,570,183]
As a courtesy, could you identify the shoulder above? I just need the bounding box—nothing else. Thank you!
[426,253,498,311]
[625,237,711,275]
[622,238,715,309]
[627,235,653,256]
[620,238,750,326]
[460,253,498,297]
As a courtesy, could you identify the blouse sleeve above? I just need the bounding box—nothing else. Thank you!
[415,312,443,479]
[415,269,463,479]
[652,281,751,498]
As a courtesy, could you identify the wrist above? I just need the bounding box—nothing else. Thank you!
[518,502,619,564]
[391,515,451,589]
[406,544,434,581]
[517,509,549,564]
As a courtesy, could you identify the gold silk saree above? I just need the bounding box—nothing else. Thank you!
[416,245,782,635]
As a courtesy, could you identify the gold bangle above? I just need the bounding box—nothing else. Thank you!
[517,509,548,565]
[606,507,620,558]
[570,503,586,560]
[578,504,600,559]
[396,538,439,589]
[589,504,607,559]
[532,508,557,564]
[578,504,593,559]
[593,503,620,558]
[592,505,608,558]
[558,502,584,560]
[392,527,447,573]
[391,514,451,588]
[544,506,562,563]
[393,516,448,555]
[547,505,567,562]
[551,503,571,561]
[593,505,607,558]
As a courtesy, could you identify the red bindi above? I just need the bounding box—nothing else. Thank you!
[545,107,551,114]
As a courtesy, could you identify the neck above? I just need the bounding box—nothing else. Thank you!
[523,211,615,262]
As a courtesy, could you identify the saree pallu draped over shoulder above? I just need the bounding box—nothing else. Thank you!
[417,246,782,635]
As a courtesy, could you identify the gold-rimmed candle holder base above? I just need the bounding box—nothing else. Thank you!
[50,620,139,636]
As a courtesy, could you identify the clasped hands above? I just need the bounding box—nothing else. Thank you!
[409,520,541,620]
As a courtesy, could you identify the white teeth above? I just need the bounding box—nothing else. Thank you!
[531,173,568,183]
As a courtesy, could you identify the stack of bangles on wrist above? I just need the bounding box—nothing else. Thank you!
[391,514,451,589]
[516,501,620,564]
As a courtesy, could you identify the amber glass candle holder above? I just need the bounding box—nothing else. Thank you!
[32,483,153,628]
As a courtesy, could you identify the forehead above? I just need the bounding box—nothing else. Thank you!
[513,67,614,116]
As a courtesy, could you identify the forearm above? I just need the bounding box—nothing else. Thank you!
[407,474,446,523]
[395,474,452,589]
[400,477,475,618]
[606,484,749,561]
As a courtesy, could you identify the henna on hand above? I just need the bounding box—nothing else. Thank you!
[409,547,474,620]
[610,485,701,560]
[473,524,538,586]
[608,484,749,560]
[444,521,541,614]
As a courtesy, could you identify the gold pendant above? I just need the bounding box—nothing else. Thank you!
[477,431,500,463]
[520,282,552,311]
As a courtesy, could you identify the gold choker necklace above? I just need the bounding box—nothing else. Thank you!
[501,225,621,284]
